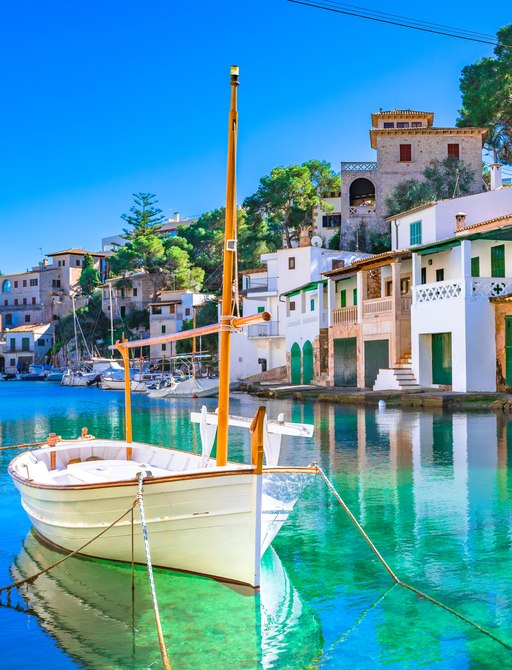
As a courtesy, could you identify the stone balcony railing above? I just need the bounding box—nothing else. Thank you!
[349,205,377,216]
[341,162,378,172]
[414,277,512,304]
[331,295,412,326]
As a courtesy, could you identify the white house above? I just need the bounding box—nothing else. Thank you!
[230,238,363,381]
[0,323,53,373]
[148,290,212,362]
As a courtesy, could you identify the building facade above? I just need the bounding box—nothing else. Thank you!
[0,323,53,373]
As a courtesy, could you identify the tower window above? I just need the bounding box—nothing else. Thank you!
[400,144,412,162]
[447,144,460,159]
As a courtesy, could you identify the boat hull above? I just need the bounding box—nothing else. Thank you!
[13,466,263,587]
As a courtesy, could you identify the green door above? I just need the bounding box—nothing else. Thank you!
[291,343,301,384]
[333,337,357,386]
[505,317,512,387]
[364,340,389,388]
[302,341,313,384]
[432,333,452,385]
[491,245,505,277]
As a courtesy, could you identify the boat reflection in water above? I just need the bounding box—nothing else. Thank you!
[10,532,323,670]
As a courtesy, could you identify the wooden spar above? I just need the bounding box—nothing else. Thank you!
[217,65,239,467]
[116,335,133,454]
[112,312,271,351]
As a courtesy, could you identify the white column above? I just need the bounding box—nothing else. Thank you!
[411,253,422,305]
[460,239,472,278]
[357,271,366,323]
[327,278,335,327]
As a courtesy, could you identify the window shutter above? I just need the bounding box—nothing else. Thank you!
[447,144,460,159]
[471,257,480,277]
[353,288,358,306]
[400,144,412,162]
[491,245,505,277]
[340,289,347,308]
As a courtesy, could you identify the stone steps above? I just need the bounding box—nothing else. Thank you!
[373,366,421,391]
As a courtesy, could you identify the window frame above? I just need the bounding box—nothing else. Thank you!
[399,144,412,162]
[409,220,422,246]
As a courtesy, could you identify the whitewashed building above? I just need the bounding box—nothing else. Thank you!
[0,323,53,373]
[231,239,363,381]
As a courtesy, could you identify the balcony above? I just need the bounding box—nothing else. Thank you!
[341,162,377,172]
[349,205,376,216]
[0,304,42,311]
[243,277,278,295]
[332,306,358,325]
[363,297,393,317]
[247,321,281,338]
[414,278,512,304]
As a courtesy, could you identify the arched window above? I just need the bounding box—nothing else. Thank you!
[349,178,375,207]
[2,280,11,293]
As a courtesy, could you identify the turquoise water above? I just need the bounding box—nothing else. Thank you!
[0,384,512,668]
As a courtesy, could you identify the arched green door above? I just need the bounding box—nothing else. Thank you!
[291,343,301,384]
[302,340,313,385]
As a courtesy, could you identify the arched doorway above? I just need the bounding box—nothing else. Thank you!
[291,343,301,384]
[349,178,375,207]
[302,341,314,384]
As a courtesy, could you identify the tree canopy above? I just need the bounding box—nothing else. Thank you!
[121,193,166,239]
[78,253,101,296]
[457,24,512,164]
[243,160,340,248]
[385,157,475,217]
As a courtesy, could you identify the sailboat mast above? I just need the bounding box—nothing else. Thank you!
[216,65,239,467]
[109,282,114,358]
[71,293,79,361]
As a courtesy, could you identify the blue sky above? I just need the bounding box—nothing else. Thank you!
[0,0,506,273]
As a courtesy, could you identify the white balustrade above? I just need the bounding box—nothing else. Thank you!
[332,306,358,325]
[471,278,512,298]
[414,280,464,303]
[414,278,512,304]
[363,297,393,317]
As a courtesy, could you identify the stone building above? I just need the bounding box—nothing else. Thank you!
[312,109,487,248]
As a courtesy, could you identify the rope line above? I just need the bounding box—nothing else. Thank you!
[313,463,512,652]
[0,500,137,596]
[137,473,172,670]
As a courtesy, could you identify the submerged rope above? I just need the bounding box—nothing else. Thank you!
[0,500,137,595]
[137,473,172,670]
[313,463,512,652]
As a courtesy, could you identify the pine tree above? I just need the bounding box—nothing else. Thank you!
[121,193,166,239]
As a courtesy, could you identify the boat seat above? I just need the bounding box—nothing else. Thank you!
[86,456,102,462]
[68,457,81,465]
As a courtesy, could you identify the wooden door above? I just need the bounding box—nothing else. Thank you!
[302,341,313,384]
[505,317,512,387]
[290,343,301,384]
[432,333,452,385]
[333,337,357,386]
[364,339,389,388]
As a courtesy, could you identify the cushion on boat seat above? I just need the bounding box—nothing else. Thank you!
[86,456,102,462]
[68,457,82,465]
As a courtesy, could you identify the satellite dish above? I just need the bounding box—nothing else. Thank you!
[311,235,323,248]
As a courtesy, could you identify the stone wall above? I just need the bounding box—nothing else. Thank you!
[494,302,512,391]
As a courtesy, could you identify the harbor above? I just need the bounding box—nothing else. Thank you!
[0,382,511,667]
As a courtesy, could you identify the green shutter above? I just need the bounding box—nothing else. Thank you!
[257,306,264,313]
[410,221,422,246]
[340,289,347,308]
[491,245,505,278]
[353,288,358,306]
[310,298,315,311]
[471,257,480,277]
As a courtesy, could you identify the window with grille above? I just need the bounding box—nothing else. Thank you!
[400,144,412,162]
[409,221,422,245]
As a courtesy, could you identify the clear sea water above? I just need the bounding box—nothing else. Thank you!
[0,383,511,669]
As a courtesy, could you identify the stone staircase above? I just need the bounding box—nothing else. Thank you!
[373,353,421,391]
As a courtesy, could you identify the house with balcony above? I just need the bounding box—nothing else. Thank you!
[311,109,487,249]
[230,239,355,381]
[0,323,52,373]
[101,272,155,325]
[323,250,414,389]
[148,290,212,362]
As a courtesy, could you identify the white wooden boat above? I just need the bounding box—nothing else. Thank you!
[101,369,168,393]
[61,359,123,387]
[8,66,316,589]
[147,376,219,398]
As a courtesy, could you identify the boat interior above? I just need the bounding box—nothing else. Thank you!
[10,440,251,487]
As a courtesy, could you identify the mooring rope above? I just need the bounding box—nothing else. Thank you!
[137,472,172,670]
[0,500,137,596]
[313,463,512,652]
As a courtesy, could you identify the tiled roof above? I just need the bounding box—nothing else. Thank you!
[385,202,437,221]
[371,110,434,127]
[47,248,105,257]
[322,249,411,277]
[239,267,267,275]
[5,323,51,333]
[490,295,512,304]
[370,126,488,149]
[456,213,512,233]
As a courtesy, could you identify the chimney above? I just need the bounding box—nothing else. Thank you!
[490,164,503,191]
[173,212,180,222]
[299,227,311,247]
[455,211,467,231]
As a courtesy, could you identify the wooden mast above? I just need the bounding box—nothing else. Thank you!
[216,65,239,467]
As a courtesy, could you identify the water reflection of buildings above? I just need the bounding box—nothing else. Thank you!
[10,535,323,670]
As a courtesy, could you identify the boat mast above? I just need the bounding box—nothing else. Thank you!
[71,293,79,362]
[109,281,114,358]
[216,65,239,467]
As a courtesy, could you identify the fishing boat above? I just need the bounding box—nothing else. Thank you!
[61,358,123,387]
[8,66,316,589]
[101,367,171,393]
[147,375,219,398]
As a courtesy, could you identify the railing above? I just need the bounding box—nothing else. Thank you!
[332,306,358,325]
[471,278,512,298]
[247,321,281,337]
[0,304,42,311]
[415,280,463,303]
[349,205,376,216]
[341,162,378,172]
[363,297,393,317]
[244,277,278,293]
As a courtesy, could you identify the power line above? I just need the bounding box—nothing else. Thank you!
[287,0,512,48]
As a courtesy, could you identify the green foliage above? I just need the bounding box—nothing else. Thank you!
[53,291,110,359]
[125,309,150,330]
[243,161,340,248]
[384,157,475,217]
[121,193,166,239]
[457,24,512,164]
[78,253,101,296]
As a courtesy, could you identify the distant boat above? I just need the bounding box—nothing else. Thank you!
[147,375,219,398]
[101,368,169,393]
[16,364,48,381]
[61,358,123,387]
[45,368,65,382]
